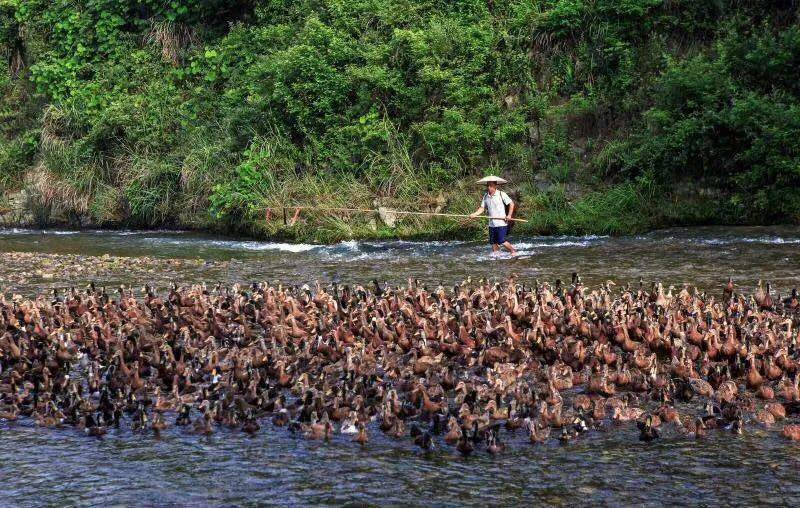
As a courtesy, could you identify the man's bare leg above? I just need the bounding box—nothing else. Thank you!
[491,243,500,253]
[502,241,517,256]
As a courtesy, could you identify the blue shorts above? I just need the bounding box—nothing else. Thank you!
[488,226,508,245]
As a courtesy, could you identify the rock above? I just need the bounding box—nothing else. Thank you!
[564,182,587,201]
[533,172,552,193]
[377,207,397,228]
[433,191,447,213]
[2,170,104,228]
[0,188,36,227]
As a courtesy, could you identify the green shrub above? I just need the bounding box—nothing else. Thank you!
[1,0,799,236]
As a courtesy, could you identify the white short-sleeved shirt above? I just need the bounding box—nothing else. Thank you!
[482,190,512,227]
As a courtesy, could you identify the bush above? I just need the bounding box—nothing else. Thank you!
[1,0,799,236]
[598,24,800,222]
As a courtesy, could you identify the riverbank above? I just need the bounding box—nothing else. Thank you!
[0,175,776,244]
[3,4,798,243]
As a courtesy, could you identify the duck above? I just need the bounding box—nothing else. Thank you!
[242,413,261,434]
[303,417,334,441]
[527,418,550,444]
[2,274,799,455]
[781,424,800,441]
[272,408,290,427]
[352,422,369,445]
[486,430,505,455]
[83,413,107,437]
[571,411,591,434]
[444,417,461,445]
[558,427,577,444]
[637,415,659,442]
[175,405,191,426]
[35,403,64,428]
[456,427,474,456]
[151,412,168,433]
[340,411,358,434]
[388,418,405,439]
[193,411,214,436]
[727,416,743,435]
[723,277,734,301]
[410,424,435,451]
[765,402,786,420]
[0,404,19,421]
[783,288,798,309]
[754,409,775,427]
[687,417,707,439]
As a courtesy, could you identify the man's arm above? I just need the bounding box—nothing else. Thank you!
[505,202,515,222]
[469,205,485,218]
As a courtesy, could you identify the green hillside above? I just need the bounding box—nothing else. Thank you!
[1,1,799,241]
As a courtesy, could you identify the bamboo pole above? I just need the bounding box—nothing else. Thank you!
[381,209,528,222]
[258,206,528,223]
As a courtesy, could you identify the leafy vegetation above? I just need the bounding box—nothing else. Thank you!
[1,1,798,240]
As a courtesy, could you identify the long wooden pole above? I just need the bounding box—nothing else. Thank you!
[259,206,528,223]
[381,209,528,222]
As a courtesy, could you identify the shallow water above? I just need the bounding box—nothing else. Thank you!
[2,225,800,295]
[2,225,800,506]
[2,418,799,507]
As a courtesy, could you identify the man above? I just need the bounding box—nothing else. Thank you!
[469,175,517,256]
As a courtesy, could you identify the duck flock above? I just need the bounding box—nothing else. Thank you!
[0,251,225,289]
[1,275,800,453]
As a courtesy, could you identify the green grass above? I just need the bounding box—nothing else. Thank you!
[511,181,647,236]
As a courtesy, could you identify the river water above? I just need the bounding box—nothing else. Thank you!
[1,226,800,506]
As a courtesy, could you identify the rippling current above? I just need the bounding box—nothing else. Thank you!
[1,226,800,506]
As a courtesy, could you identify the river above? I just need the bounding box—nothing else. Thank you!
[1,226,799,506]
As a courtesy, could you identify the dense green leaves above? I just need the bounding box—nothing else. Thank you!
[603,24,800,221]
[0,0,798,234]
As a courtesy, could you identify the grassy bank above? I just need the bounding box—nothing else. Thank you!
[1,2,799,241]
[0,172,775,244]
[205,170,744,243]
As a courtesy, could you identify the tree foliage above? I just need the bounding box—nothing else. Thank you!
[0,1,798,233]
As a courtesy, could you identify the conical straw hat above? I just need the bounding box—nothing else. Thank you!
[476,175,508,185]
